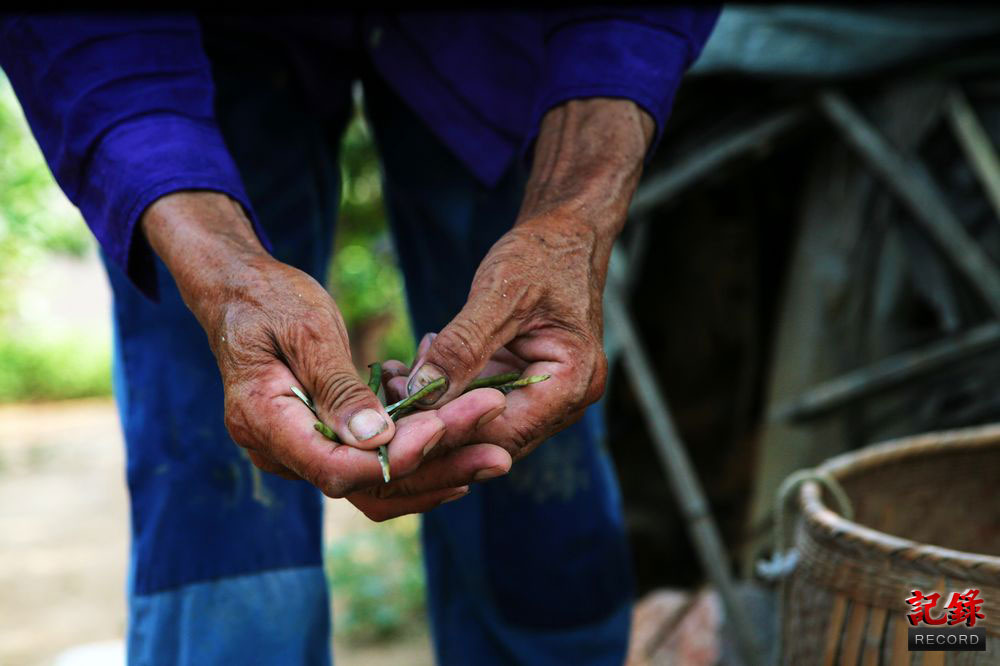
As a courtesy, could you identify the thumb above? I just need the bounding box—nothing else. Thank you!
[406,301,519,407]
[308,364,394,450]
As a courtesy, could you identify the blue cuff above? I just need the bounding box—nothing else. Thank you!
[84,113,271,300]
[523,18,695,166]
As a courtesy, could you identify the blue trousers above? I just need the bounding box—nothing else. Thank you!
[103,55,633,665]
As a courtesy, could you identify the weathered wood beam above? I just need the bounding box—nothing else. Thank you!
[605,246,762,666]
[619,107,805,319]
[818,90,1000,318]
[629,108,806,219]
[945,87,1000,224]
[770,321,1000,423]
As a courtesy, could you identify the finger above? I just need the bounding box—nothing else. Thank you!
[348,485,469,522]
[386,375,409,403]
[384,410,449,477]
[405,297,520,407]
[381,389,506,461]
[480,346,528,375]
[312,368,394,450]
[381,359,410,381]
[381,360,412,402]
[505,328,607,409]
[471,335,600,458]
[390,353,524,411]
[476,381,589,460]
[228,362,444,497]
[390,347,522,404]
[306,404,447,495]
[411,332,437,366]
[279,311,394,450]
[431,388,506,454]
[397,386,507,448]
[382,388,507,460]
[378,444,511,497]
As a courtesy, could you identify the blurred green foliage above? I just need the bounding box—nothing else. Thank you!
[0,73,111,402]
[330,109,416,367]
[312,107,426,648]
[326,516,428,644]
[0,331,111,402]
[0,75,94,316]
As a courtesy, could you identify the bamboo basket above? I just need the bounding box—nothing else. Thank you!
[783,424,1000,665]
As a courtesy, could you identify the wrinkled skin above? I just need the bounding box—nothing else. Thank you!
[403,98,654,462]
[141,98,652,521]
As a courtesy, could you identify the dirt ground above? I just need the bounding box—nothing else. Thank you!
[0,398,434,666]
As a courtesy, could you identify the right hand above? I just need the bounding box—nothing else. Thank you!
[141,192,511,519]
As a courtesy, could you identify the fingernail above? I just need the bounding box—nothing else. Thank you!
[473,466,508,482]
[348,409,388,442]
[407,363,448,405]
[422,426,446,458]
[476,403,506,429]
[442,486,469,504]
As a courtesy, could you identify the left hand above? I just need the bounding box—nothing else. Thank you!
[397,98,656,460]
[396,219,609,461]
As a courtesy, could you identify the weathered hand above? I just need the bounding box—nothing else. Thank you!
[402,98,654,460]
[399,219,609,461]
[141,191,511,520]
[201,258,511,519]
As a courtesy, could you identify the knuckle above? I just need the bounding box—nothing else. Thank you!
[374,483,398,500]
[583,352,609,405]
[223,398,256,448]
[564,409,586,429]
[296,309,334,343]
[315,370,369,412]
[434,320,486,372]
[508,417,543,451]
[319,477,349,499]
[246,451,276,473]
[507,283,543,321]
[301,457,347,499]
[362,504,389,523]
[285,310,350,363]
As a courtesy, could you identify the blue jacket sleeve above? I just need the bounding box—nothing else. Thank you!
[0,14,267,299]
[526,7,720,162]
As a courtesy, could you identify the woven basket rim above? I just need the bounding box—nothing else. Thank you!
[798,423,1000,572]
